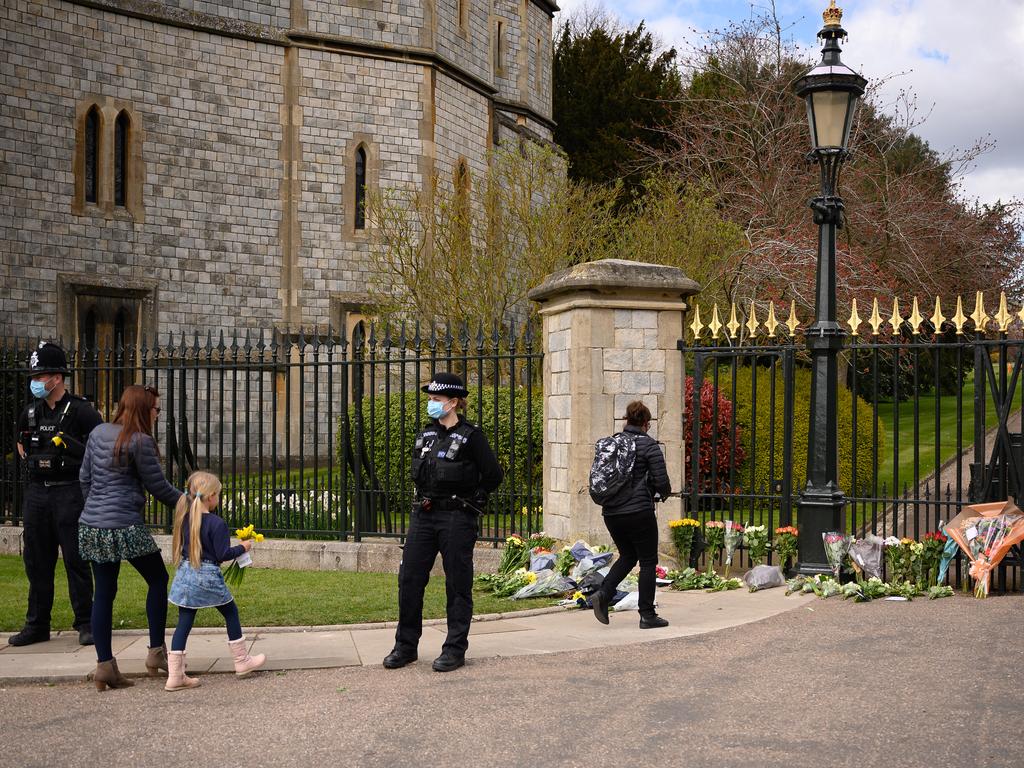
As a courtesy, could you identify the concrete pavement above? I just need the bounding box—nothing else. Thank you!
[3,593,1022,768]
[0,586,804,683]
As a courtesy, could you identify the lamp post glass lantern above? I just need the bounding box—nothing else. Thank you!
[793,1,867,575]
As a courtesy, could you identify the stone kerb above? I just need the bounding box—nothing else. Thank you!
[0,527,501,576]
[528,259,701,550]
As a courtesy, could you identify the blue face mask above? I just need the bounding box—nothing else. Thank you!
[30,380,51,399]
[427,399,447,419]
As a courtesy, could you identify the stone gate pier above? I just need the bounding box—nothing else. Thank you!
[528,259,701,552]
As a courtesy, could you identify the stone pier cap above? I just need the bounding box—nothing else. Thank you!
[527,259,701,308]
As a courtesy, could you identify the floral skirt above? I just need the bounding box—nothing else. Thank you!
[169,560,234,609]
[78,524,160,564]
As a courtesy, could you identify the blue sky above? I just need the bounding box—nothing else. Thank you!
[556,1,1024,207]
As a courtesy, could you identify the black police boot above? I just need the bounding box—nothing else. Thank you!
[8,627,50,647]
[431,653,465,672]
[382,648,417,669]
[78,624,94,646]
[591,591,610,625]
[639,612,669,629]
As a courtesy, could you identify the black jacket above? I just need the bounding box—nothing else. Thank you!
[412,415,504,503]
[601,425,671,517]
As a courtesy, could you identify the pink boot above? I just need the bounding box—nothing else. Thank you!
[227,638,266,677]
[165,650,200,691]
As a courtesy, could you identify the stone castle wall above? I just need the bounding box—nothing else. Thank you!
[0,0,555,345]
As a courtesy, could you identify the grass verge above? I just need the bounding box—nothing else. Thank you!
[0,554,558,632]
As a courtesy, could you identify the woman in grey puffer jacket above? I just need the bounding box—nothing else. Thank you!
[78,384,183,690]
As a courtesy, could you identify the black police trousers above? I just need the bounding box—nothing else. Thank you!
[394,504,478,658]
[22,482,93,632]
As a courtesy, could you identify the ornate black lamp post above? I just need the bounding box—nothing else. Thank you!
[793,1,867,574]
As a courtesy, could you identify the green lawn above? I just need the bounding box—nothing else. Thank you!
[873,374,1010,494]
[710,373,1020,534]
[0,555,557,632]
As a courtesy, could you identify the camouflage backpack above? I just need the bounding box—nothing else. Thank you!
[588,432,637,505]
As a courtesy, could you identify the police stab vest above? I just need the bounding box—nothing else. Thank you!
[24,398,77,478]
[411,421,479,495]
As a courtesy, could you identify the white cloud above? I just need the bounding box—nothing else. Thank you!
[555,0,1024,206]
[841,0,1024,206]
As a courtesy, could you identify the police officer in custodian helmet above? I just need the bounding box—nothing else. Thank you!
[383,372,503,672]
[10,342,103,646]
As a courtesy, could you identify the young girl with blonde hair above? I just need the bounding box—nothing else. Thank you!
[166,471,265,690]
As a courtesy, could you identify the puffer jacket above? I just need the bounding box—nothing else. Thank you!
[79,423,183,529]
[601,424,672,517]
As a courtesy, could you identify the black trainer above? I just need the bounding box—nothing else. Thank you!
[78,625,94,646]
[382,649,417,669]
[591,591,610,625]
[431,653,465,672]
[639,613,669,629]
[7,628,50,647]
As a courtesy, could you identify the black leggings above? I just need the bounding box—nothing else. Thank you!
[90,551,168,663]
[171,601,242,651]
[599,510,660,615]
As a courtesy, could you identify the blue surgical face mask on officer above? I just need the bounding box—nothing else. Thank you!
[30,379,52,399]
[427,399,448,419]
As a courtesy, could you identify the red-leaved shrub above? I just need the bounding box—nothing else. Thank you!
[683,376,746,494]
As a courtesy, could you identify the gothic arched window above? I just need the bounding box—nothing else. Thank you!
[354,146,367,230]
[114,111,130,207]
[85,107,100,204]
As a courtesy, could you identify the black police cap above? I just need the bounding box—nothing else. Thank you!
[29,342,69,375]
[421,372,469,398]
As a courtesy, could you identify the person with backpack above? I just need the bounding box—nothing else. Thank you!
[589,400,671,628]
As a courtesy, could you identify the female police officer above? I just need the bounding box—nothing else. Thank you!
[383,372,503,672]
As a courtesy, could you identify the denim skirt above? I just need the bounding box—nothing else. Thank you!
[168,560,234,609]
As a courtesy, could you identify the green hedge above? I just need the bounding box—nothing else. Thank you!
[339,386,543,511]
[726,364,881,498]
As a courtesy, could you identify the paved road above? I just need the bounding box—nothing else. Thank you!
[2,594,1022,768]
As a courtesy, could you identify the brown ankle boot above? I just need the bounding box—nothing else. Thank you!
[93,659,135,692]
[145,644,168,677]
[165,650,200,691]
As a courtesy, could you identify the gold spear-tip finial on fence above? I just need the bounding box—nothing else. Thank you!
[888,297,902,335]
[786,300,801,337]
[868,297,883,335]
[765,302,779,337]
[995,291,1013,333]
[971,291,990,333]
[847,298,862,336]
[689,304,704,340]
[952,295,968,335]
[746,300,760,338]
[708,303,723,340]
[727,302,741,339]
[1018,301,1024,330]
[931,296,946,333]
[908,297,923,336]
[823,0,843,27]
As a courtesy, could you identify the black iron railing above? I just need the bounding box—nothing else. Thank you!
[679,297,1024,589]
[1,323,543,543]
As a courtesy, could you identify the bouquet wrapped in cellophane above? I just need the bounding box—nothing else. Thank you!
[722,521,744,578]
[945,500,1024,598]
[223,524,264,587]
[822,532,852,579]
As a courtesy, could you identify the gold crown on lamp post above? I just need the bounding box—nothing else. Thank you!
[823,1,843,27]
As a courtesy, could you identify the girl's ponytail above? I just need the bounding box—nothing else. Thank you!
[172,471,217,568]
[171,492,189,567]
